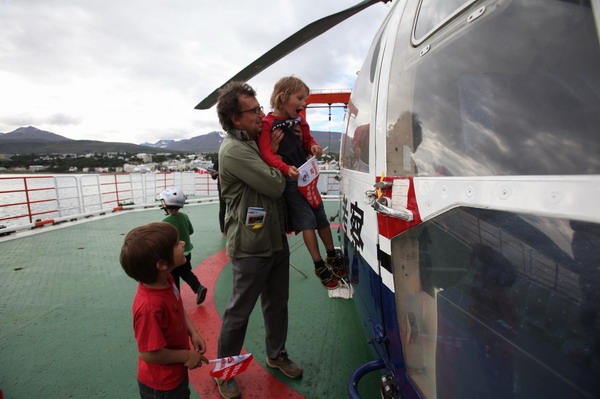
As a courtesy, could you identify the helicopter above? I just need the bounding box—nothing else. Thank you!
[196,0,600,398]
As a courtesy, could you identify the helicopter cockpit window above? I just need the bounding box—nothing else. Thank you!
[343,120,370,173]
[342,26,385,173]
[412,0,476,44]
[342,90,371,173]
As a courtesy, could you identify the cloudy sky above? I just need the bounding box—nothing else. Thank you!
[0,0,390,145]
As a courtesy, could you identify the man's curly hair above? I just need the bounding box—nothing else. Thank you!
[216,81,257,131]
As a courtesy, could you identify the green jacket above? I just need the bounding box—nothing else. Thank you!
[219,129,287,258]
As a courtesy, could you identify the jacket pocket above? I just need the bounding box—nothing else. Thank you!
[236,221,270,254]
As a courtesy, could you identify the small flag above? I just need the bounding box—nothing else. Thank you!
[297,156,322,209]
[209,354,253,380]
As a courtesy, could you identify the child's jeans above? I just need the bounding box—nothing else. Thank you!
[138,376,190,399]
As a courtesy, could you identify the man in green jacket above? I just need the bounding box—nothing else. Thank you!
[213,82,302,399]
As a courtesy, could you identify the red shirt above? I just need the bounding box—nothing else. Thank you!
[259,113,318,176]
[132,276,189,390]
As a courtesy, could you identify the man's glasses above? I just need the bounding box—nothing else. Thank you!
[237,106,263,115]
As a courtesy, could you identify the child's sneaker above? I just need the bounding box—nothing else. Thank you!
[196,285,208,305]
[325,250,346,278]
[315,264,340,290]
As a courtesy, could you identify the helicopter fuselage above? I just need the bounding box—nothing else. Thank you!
[340,0,600,398]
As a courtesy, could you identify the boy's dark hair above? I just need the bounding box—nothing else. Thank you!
[216,81,257,131]
[120,222,179,284]
[161,204,181,216]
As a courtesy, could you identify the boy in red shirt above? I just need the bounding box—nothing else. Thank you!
[120,222,208,398]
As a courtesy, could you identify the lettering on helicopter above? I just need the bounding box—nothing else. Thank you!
[341,193,367,253]
[348,197,365,252]
[341,195,348,232]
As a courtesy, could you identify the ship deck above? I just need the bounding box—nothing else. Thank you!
[0,200,379,399]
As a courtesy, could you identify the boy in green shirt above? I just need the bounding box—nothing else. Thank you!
[160,187,207,305]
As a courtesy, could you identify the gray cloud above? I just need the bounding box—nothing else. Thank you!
[47,113,82,126]
[0,0,390,143]
[2,113,38,127]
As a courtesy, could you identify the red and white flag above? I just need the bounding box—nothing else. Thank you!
[209,354,253,380]
[297,156,322,209]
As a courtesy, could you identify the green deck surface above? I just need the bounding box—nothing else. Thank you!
[0,201,379,399]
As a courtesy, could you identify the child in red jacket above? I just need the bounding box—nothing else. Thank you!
[259,76,346,290]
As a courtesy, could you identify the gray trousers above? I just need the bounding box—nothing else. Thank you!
[217,240,290,359]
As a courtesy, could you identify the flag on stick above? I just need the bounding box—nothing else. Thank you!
[209,354,253,380]
[297,156,322,209]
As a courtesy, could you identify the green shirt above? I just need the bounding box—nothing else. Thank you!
[162,212,194,255]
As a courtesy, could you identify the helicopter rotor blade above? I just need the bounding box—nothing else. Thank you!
[195,0,388,110]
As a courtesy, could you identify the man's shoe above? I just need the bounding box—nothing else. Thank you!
[315,264,340,290]
[266,352,303,379]
[214,377,240,399]
[196,285,208,305]
[325,250,347,278]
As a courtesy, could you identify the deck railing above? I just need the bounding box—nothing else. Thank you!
[0,170,340,234]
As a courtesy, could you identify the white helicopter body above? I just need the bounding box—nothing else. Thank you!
[339,1,600,398]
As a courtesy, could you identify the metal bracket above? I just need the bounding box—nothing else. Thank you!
[372,197,413,221]
[468,6,486,23]
[365,189,377,205]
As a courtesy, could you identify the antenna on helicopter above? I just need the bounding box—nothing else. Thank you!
[194,0,390,110]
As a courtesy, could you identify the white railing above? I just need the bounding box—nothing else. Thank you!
[0,170,340,234]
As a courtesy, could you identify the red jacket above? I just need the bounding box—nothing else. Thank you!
[259,113,318,176]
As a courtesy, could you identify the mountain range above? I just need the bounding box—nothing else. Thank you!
[0,126,341,155]
[0,127,172,155]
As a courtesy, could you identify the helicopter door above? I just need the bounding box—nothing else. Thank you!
[340,98,390,366]
[340,4,403,374]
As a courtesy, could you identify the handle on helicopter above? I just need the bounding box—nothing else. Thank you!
[374,180,392,190]
[372,196,413,221]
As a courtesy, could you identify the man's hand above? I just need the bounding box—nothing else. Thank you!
[271,127,284,153]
